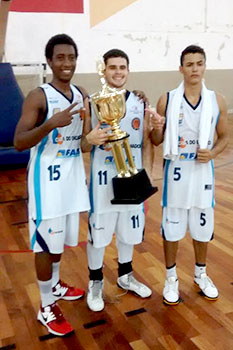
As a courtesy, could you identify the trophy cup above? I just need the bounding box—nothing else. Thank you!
[90,60,158,204]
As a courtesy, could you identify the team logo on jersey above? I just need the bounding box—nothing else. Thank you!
[129,105,141,114]
[131,117,140,130]
[178,113,184,126]
[179,152,197,160]
[49,101,59,105]
[104,155,136,164]
[130,143,142,149]
[52,129,63,144]
[105,156,114,164]
[166,218,179,224]
[178,136,186,148]
[93,223,104,231]
[56,148,80,158]
[48,228,63,235]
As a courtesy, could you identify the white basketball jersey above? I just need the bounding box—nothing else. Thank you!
[162,89,219,209]
[90,91,144,214]
[28,83,90,221]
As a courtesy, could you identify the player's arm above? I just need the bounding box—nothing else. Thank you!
[197,93,228,163]
[14,88,78,151]
[81,95,111,152]
[147,93,166,146]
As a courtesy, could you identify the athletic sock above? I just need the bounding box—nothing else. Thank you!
[38,278,55,307]
[195,263,206,278]
[89,267,103,281]
[52,261,60,288]
[118,261,133,277]
[166,263,177,279]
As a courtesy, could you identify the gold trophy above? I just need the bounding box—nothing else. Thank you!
[90,60,157,204]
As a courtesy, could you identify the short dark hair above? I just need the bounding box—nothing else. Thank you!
[103,49,129,66]
[180,45,206,66]
[45,34,78,60]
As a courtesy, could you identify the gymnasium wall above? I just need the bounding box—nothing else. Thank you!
[6,0,233,110]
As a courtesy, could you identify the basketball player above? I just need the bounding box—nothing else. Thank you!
[86,49,155,312]
[148,45,228,305]
[14,34,109,336]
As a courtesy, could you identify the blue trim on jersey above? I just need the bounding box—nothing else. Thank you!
[48,83,74,104]
[36,230,50,252]
[34,135,48,228]
[216,111,220,126]
[163,160,171,207]
[184,94,202,110]
[31,228,37,250]
[211,159,215,208]
[89,146,96,214]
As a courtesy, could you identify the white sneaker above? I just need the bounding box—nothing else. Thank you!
[163,277,180,305]
[117,272,152,298]
[87,280,104,312]
[194,273,218,300]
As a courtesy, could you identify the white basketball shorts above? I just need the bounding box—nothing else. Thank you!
[161,207,214,242]
[88,209,145,248]
[29,213,80,253]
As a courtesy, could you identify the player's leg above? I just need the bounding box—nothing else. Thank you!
[161,207,187,305]
[116,208,152,298]
[52,213,85,302]
[30,217,74,336]
[189,207,218,300]
[86,212,117,311]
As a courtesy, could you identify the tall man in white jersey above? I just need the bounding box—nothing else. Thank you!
[14,34,109,336]
[86,49,154,312]
[148,45,228,305]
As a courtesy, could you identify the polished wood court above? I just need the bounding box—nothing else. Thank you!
[0,119,233,350]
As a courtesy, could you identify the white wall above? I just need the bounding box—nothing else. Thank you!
[5,0,233,73]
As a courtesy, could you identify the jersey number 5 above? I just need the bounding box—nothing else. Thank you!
[173,167,181,181]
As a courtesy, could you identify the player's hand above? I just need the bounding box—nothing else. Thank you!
[50,102,84,128]
[197,148,213,163]
[146,107,165,130]
[133,90,149,105]
[86,122,112,145]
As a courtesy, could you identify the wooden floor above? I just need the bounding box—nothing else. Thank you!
[0,119,233,350]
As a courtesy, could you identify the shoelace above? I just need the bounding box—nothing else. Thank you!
[92,281,102,298]
[59,281,75,291]
[54,281,69,295]
[42,304,65,324]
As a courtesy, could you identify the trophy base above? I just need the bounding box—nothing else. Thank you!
[111,168,158,204]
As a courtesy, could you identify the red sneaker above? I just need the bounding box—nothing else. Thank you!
[52,280,85,301]
[37,303,74,336]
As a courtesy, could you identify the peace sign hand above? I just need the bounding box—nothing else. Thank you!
[50,103,85,128]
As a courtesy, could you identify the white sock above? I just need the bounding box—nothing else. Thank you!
[52,261,60,288]
[117,240,134,263]
[38,279,55,308]
[87,242,105,270]
[195,264,206,278]
[166,264,177,279]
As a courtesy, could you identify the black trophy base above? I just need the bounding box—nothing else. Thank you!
[111,168,158,204]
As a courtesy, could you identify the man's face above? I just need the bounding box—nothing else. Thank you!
[179,53,206,85]
[104,57,129,89]
[47,44,77,82]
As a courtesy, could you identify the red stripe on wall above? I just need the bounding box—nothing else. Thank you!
[10,0,84,13]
